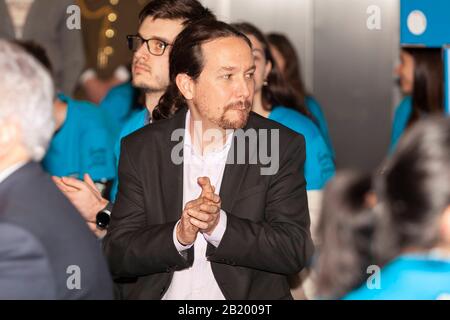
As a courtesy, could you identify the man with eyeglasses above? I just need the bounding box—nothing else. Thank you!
[54,0,216,239]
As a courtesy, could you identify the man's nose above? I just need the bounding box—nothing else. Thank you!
[134,42,149,60]
[237,78,252,99]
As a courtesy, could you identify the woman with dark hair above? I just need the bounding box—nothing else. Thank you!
[390,48,444,152]
[231,22,335,191]
[267,33,334,157]
[315,116,450,300]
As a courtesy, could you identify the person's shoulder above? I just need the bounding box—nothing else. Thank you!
[270,106,321,138]
[305,96,321,109]
[345,254,450,300]
[114,81,134,93]
[105,82,134,100]
[122,108,186,147]
[3,163,79,217]
[395,96,413,114]
[119,108,148,137]
[62,95,106,122]
[247,111,306,150]
[249,110,297,134]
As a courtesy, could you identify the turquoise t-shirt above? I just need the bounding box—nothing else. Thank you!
[389,96,412,153]
[269,106,336,190]
[42,94,116,182]
[343,253,450,300]
[100,81,140,134]
[110,108,149,201]
[305,96,334,158]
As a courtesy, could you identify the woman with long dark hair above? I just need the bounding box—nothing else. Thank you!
[267,33,334,157]
[231,22,335,191]
[390,48,444,152]
[315,116,450,299]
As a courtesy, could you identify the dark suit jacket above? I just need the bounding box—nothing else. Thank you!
[0,162,113,299]
[103,108,314,300]
[0,0,85,95]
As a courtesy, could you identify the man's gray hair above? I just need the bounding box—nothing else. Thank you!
[0,40,55,161]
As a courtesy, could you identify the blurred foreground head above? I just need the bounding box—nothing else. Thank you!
[315,116,450,298]
[0,40,54,168]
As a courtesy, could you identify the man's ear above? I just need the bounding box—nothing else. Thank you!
[0,121,19,157]
[176,73,195,100]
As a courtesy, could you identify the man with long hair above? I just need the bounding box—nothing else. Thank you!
[53,0,215,239]
[103,19,313,300]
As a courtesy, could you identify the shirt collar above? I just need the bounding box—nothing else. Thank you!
[0,161,28,185]
[144,108,152,125]
[184,110,234,157]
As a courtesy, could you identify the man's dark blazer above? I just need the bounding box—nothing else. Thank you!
[103,108,314,300]
[0,162,113,299]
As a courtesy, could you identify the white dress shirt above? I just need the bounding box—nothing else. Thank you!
[162,110,233,300]
[0,161,27,185]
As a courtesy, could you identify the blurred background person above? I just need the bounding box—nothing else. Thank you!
[232,25,334,278]
[14,41,116,236]
[0,0,84,96]
[0,40,113,299]
[391,48,444,152]
[53,0,216,241]
[267,32,334,158]
[314,116,450,300]
[77,0,147,108]
[232,23,335,300]
[232,22,335,193]
[98,81,145,136]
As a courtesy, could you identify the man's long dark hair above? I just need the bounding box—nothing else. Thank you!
[139,0,215,25]
[232,23,315,123]
[404,48,444,127]
[152,20,251,121]
[315,116,450,298]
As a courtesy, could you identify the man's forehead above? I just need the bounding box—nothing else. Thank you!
[138,17,185,41]
[201,37,254,71]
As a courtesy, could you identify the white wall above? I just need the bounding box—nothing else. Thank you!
[200,0,315,91]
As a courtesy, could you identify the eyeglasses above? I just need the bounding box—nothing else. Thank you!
[127,34,172,56]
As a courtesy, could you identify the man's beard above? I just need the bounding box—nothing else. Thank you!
[218,100,252,129]
[132,77,166,94]
[131,63,167,93]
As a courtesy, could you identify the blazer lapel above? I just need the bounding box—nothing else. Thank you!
[220,155,248,214]
[161,108,187,222]
[219,117,258,213]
